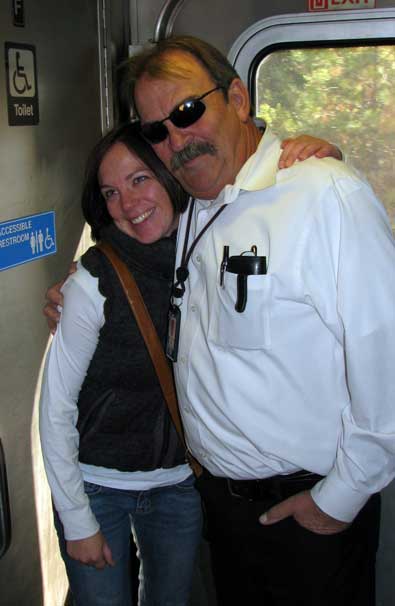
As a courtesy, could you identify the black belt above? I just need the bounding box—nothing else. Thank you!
[216,469,323,502]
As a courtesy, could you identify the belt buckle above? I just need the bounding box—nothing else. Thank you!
[227,479,262,502]
[227,477,283,502]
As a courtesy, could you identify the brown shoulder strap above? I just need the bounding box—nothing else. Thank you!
[96,241,202,476]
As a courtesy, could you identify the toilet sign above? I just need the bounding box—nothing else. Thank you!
[0,211,56,272]
[5,42,39,126]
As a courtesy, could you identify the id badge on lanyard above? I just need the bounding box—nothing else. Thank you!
[166,303,181,362]
[166,200,226,362]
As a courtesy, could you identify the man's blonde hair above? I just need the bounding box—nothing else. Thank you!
[120,35,240,115]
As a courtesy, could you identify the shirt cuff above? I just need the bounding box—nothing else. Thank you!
[310,471,369,523]
[57,504,100,540]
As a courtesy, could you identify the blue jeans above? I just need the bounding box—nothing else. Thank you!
[54,474,202,606]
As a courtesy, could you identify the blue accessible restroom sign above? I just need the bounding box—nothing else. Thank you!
[0,211,56,272]
[5,42,39,125]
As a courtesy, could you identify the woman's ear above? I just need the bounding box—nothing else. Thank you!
[227,78,251,122]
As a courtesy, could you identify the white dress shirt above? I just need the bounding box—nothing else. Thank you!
[173,128,395,522]
[39,262,190,540]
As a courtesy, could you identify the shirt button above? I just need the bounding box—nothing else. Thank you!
[180,356,186,364]
[190,304,197,312]
[196,254,201,263]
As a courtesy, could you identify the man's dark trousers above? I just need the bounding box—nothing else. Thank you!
[195,469,380,606]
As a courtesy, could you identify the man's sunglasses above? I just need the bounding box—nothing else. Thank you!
[140,86,223,144]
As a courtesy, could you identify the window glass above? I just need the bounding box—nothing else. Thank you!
[256,46,395,227]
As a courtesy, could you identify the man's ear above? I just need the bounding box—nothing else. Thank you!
[227,78,251,122]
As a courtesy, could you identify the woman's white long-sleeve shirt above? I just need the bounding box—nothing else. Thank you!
[40,263,189,540]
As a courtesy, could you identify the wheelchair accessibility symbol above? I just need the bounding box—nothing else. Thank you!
[5,42,39,125]
[13,51,33,95]
[8,47,35,97]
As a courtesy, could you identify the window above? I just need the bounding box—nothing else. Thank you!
[255,45,395,227]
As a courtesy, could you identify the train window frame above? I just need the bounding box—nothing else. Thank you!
[228,8,395,228]
[228,8,395,86]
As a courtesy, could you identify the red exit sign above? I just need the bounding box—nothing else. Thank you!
[309,0,376,10]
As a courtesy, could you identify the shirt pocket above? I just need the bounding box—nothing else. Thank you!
[209,273,272,350]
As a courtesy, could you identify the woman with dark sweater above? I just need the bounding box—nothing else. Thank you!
[40,123,202,606]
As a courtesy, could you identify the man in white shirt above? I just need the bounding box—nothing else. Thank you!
[122,35,395,606]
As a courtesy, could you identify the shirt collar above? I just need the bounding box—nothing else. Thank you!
[220,127,282,206]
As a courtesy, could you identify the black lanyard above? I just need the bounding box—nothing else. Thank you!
[172,198,227,300]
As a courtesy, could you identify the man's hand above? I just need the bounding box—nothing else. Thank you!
[259,490,350,535]
[43,281,64,334]
[43,262,77,334]
[279,135,342,169]
[66,531,115,569]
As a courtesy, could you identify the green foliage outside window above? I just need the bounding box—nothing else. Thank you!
[256,46,395,227]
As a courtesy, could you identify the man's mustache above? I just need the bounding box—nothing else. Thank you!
[171,142,216,172]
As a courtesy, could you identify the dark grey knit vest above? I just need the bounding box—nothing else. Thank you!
[76,223,185,472]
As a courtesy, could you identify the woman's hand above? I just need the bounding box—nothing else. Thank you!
[66,531,115,570]
[279,135,342,169]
